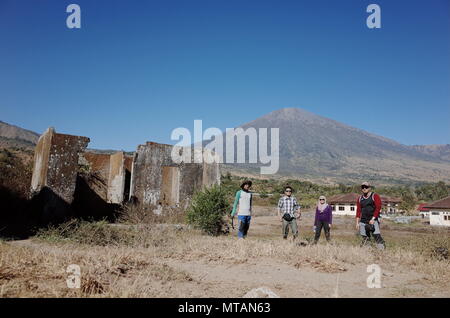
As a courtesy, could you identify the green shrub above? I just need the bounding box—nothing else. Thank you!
[186,185,230,236]
[269,193,281,205]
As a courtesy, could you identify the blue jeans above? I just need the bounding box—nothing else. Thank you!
[237,215,251,238]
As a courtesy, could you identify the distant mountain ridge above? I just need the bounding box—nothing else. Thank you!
[408,144,450,161]
[1,114,450,184]
[0,120,39,145]
[226,108,450,184]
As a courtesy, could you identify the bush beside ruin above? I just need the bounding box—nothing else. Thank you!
[186,185,230,236]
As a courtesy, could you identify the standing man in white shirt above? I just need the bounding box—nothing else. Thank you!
[231,180,253,239]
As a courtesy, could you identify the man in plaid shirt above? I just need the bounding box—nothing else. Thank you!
[277,186,301,241]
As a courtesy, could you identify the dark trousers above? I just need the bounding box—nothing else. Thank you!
[314,221,330,243]
[359,221,385,249]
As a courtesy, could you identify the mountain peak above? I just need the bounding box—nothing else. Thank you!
[261,107,319,120]
[235,108,450,184]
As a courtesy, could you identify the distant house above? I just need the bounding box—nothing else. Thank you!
[417,203,431,218]
[328,193,359,216]
[424,196,450,227]
[380,195,402,214]
[328,193,402,216]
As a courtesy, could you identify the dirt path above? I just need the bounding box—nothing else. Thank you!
[162,210,448,298]
[164,258,432,297]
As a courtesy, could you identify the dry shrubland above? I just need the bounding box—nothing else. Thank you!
[1,214,449,297]
[116,201,189,225]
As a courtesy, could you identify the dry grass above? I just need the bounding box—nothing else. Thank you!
[1,213,449,297]
[116,201,188,225]
[0,238,194,297]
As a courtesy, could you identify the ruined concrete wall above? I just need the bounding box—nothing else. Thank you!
[31,127,53,193]
[83,151,128,204]
[179,163,203,199]
[202,149,221,187]
[124,156,133,172]
[107,152,125,204]
[30,127,90,204]
[202,163,221,187]
[130,142,221,207]
[130,142,175,206]
[47,133,90,202]
[30,128,89,224]
[160,166,180,206]
[83,152,110,201]
[123,155,133,202]
[83,153,111,180]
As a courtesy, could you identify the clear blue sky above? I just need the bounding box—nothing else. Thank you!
[1,0,448,151]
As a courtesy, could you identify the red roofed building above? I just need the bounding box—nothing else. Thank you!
[424,196,450,226]
[328,193,359,216]
[417,203,431,218]
[379,195,402,214]
[328,193,402,216]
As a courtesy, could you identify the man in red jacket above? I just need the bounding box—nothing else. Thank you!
[356,182,385,249]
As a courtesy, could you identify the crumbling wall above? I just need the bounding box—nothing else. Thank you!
[123,155,133,202]
[82,152,111,200]
[83,151,128,204]
[161,166,180,206]
[124,156,133,172]
[30,127,89,223]
[30,128,53,193]
[107,152,125,204]
[83,153,111,179]
[30,131,220,223]
[129,142,220,207]
[130,142,174,206]
[31,127,90,203]
[179,163,203,200]
[202,148,221,187]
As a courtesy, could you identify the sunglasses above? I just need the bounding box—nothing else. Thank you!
[319,199,325,201]
[361,185,370,189]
